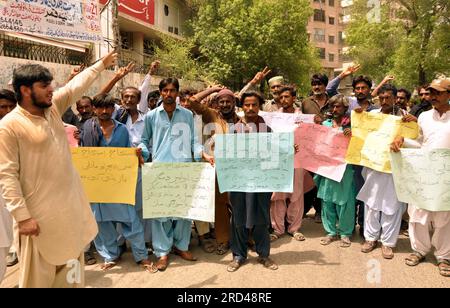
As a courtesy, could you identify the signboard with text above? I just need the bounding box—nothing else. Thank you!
[100,0,155,25]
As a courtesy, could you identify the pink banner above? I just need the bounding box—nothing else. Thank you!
[65,124,79,148]
[295,123,349,182]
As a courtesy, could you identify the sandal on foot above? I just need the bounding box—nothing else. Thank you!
[216,242,229,255]
[340,237,351,248]
[405,252,425,266]
[437,260,450,277]
[227,258,244,272]
[320,235,336,246]
[291,231,305,241]
[139,260,158,273]
[84,251,97,265]
[200,239,216,253]
[257,257,278,270]
[101,260,118,271]
[269,233,281,242]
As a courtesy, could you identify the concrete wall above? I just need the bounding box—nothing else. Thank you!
[1,56,204,99]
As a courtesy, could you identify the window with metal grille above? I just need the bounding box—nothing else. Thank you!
[314,9,326,22]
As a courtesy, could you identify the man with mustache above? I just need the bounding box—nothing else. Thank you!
[0,51,117,287]
[357,85,407,259]
[270,86,314,242]
[327,71,378,237]
[227,91,278,272]
[391,78,450,277]
[80,94,156,273]
[409,84,433,118]
[138,78,209,271]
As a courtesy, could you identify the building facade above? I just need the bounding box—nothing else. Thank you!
[307,0,346,78]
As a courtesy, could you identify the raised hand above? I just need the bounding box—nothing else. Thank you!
[115,62,135,79]
[102,50,118,68]
[251,66,271,85]
[341,64,361,79]
[149,60,160,75]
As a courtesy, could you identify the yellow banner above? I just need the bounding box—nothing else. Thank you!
[345,111,419,173]
[71,147,138,205]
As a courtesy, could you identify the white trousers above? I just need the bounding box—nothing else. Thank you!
[364,205,405,247]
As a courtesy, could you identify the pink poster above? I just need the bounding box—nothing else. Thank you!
[65,124,79,148]
[295,123,349,182]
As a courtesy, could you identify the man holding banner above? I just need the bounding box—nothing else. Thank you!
[391,78,450,277]
[357,85,407,259]
[270,86,313,242]
[139,78,205,271]
[314,95,355,248]
[80,94,155,273]
[0,51,117,287]
[226,91,278,272]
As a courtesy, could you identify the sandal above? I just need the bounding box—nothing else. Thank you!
[200,239,216,253]
[216,242,229,255]
[100,260,119,271]
[269,233,281,242]
[84,251,97,266]
[257,257,278,270]
[340,237,351,248]
[291,232,305,241]
[320,235,337,246]
[405,252,425,266]
[437,260,450,277]
[139,260,158,273]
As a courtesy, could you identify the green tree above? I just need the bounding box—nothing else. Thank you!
[346,0,450,89]
[188,0,320,93]
[152,35,208,82]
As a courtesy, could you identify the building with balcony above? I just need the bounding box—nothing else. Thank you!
[307,0,346,79]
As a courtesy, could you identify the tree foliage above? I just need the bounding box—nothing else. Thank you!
[188,0,320,93]
[152,35,208,82]
[346,0,450,89]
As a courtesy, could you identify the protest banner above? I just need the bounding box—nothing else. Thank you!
[142,163,215,222]
[215,132,294,193]
[345,111,418,173]
[391,149,450,212]
[295,123,349,182]
[71,147,138,204]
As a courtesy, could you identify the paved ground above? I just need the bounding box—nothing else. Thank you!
[1,212,449,288]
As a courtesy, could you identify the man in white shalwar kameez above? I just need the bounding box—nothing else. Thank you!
[391,78,450,277]
[0,52,117,287]
[357,85,407,259]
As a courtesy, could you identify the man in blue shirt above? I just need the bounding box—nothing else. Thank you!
[81,94,156,273]
[139,78,205,271]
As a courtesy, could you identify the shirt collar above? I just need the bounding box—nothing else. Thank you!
[17,104,52,120]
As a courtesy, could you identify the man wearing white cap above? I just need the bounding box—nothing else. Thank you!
[391,78,450,277]
[261,76,284,112]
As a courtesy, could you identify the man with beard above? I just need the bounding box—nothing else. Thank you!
[397,88,412,112]
[138,78,209,271]
[391,78,450,277]
[0,51,118,287]
[76,96,94,128]
[409,84,433,118]
[357,85,407,259]
[80,94,156,273]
